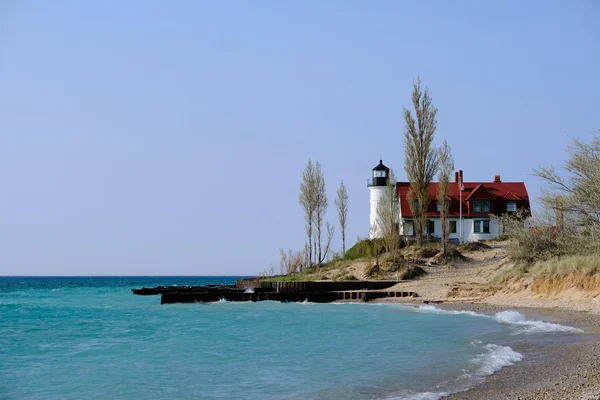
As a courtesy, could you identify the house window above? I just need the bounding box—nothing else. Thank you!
[474,220,490,234]
[413,200,419,211]
[506,201,517,212]
[473,200,490,213]
[449,221,457,233]
[426,220,435,234]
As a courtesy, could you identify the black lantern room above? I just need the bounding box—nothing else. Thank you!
[369,159,390,186]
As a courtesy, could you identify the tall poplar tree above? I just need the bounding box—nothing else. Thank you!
[299,159,316,268]
[334,181,349,256]
[404,78,439,245]
[437,140,454,256]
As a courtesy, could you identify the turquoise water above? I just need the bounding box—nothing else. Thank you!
[0,277,583,400]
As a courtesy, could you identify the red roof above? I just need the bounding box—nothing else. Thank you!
[397,180,530,218]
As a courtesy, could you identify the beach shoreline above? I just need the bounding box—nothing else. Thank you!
[375,299,600,399]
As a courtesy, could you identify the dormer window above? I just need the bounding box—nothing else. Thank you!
[506,201,517,212]
[473,200,490,213]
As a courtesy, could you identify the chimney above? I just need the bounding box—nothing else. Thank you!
[459,170,463,184]
[494,175,501,183]
[454,172,459,183]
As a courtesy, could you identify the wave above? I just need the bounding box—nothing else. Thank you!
[386,341,522,400]
[471,341,523,376]
[412,305,583,333]
[493,310,583,333]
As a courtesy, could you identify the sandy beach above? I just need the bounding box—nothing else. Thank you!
[442,304,600,400]
[370,299,600,399]
[359,241,600,399]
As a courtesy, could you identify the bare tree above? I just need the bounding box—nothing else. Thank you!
[279,248,304,275]
[370,223,383,267]
[404,78,439,245]
[313,161,328,266]
[335,181,349,256]
[299,159,316,268]
[533,136,600,225]
[375,169,399,254]
[437,140,454,257]
[498,135,600,263]
[320,222,335,264]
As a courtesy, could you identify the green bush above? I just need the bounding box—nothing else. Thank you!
[344,238,385,260]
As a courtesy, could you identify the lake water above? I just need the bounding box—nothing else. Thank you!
[0,277,583,400]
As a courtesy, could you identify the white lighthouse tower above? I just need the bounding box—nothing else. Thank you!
[368,160,390,239]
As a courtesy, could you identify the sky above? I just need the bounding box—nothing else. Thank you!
[1,1,599,276]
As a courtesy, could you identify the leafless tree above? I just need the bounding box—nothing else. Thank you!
[369,223,383,267]
[335,181,349,256]
[437,140,454,257]
[404,78,439,245]
[533,136,600,226]
[279,248,304,275]
[319,222,335,264]
[498,135,600,262]
[375,169,399,254]
[299,159,316,268]
[313,161,328,266]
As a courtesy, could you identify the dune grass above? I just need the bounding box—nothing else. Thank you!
[494,254,600,293]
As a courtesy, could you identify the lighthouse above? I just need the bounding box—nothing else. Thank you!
[368,159,390,238]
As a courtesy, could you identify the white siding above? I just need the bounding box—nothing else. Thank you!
[369,186,387,238]
[398,217,503,242]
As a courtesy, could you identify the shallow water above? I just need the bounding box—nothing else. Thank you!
[0,277,583,400]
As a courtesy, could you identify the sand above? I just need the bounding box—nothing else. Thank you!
[370,300,600,399]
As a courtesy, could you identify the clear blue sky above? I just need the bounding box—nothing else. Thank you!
[1,1,598,276]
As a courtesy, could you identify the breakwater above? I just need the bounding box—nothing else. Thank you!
[132,280,418,304]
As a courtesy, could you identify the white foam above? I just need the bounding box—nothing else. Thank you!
[493,310,583,333]
[410,305,583,333]
[416,304,486,318]
[471,342,523,376]
[244,288,254,293]
[386,342,522,400]
[389,392,449,400]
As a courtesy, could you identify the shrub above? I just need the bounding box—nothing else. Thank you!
[344,238,385,261]
[399,266,427,280]
[365,263,381,278]
[458,242,491,252]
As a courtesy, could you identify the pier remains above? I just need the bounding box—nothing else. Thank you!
[132,279,417,304]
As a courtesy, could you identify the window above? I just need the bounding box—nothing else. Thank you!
[426,220,435,234]
[413,200,419,211]
[473,200,490,213]
[506,201,517,212]
[449,221,457,233]
[474,220,490,234]
[374,170,387,178]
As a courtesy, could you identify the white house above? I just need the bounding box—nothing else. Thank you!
[369,161,531,242]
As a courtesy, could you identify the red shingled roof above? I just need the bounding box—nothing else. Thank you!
[397,180,530,218]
